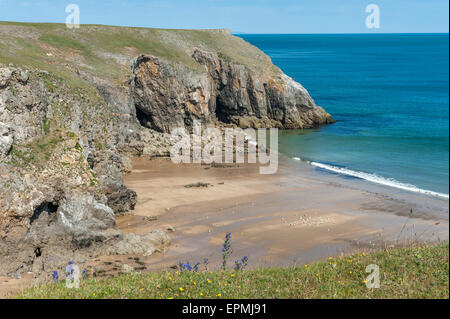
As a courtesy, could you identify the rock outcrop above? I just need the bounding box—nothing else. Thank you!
[130,50,333,133]
[0,67,163,278]
[0,23,334,279]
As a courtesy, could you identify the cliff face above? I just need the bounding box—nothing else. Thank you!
[0,22,334,278]
[131,49,333,133]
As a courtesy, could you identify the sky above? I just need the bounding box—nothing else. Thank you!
[0,0,448,33]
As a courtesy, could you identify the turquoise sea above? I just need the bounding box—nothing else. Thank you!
[238,34,449,198]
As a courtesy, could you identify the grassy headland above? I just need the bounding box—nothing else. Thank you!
[15,243,449,299]
[0,21,278,86]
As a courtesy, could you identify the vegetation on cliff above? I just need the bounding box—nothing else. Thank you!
[0,21,332,280]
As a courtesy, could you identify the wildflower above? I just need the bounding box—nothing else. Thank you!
[329,257,333,260]
[231,274,236,277]
[65,261,75,281]
[51,270,59,282]
[93,293,96,297]
[207,280,212,284]
[238,285,241,289]
[222,233,232,271]
[217,293,222,297]
[179,287,184,292]
[179,260,201,272]
[349,271,352,274]
[200,293,204,296]
[234,256,249,271]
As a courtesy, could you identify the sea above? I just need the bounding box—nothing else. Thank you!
[238,34,449,199]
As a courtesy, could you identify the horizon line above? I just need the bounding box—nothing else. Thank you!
[0,20,448,35]
[233,32,450,35]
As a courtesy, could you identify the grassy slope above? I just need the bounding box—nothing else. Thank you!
[16,243,449,299]
[0,21,277,88]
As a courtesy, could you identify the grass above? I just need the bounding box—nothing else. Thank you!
[15,243,449,299]
[0,21,278,79]
[7,133,64,167]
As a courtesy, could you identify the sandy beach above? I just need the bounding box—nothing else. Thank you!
[1,154,447,298]
[117,156,449,271]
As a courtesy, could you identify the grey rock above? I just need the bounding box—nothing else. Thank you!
[108,230,171,256]
[57,195,116,237]
[0,122,13,158]
[130,50,334,133]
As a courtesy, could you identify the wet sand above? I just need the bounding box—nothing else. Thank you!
[118,156,449,271]
[2,156,447,298]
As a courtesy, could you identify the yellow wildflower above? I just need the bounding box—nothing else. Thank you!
[179,287,184,292]
[217,293,222,297]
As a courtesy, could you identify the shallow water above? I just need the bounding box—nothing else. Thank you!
[238,34,449,197]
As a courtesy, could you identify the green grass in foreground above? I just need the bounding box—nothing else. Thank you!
[16,243,449,299]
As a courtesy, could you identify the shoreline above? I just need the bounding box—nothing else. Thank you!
[118,155,449,271]
[1,155,447,298]
[291,156,449,200]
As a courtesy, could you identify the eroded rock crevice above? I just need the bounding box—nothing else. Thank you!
[0,66,168,279]
[0,42,333,280]
[130,49,334,134]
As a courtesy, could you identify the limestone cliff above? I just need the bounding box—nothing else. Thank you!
[131,49,333,133]
[0,22,334,278]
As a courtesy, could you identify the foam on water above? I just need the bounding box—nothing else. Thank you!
[293,157,449,200]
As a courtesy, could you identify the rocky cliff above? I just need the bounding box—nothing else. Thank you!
[131,50,333,132]
[0,22,333,278]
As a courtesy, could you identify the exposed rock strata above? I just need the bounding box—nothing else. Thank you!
[130,50,334,133]
[0,67,165,278]
[0,32,334,279]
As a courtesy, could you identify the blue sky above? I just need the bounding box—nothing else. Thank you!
[0,0,448,33]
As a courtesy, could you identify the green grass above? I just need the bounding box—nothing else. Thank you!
[39,34,87,51]
[7,133,64,167]
[0,21,277,78]
[15,243,449,299]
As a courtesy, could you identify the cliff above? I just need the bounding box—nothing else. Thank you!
[0,22,333,277]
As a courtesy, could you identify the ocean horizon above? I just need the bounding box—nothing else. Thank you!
[238,33,449,198]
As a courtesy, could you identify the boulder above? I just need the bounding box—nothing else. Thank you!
[0,122,13,158]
